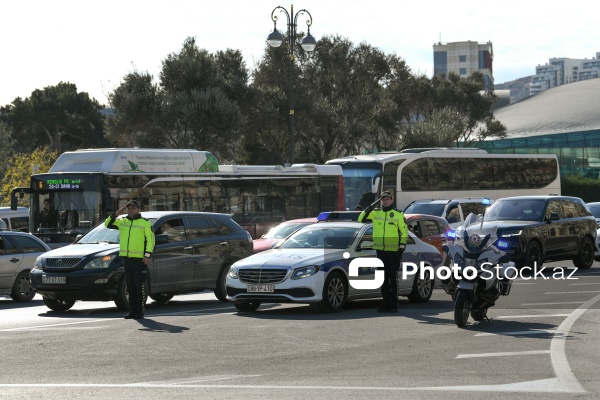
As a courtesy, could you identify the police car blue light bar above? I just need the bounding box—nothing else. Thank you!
[317,211,361,222]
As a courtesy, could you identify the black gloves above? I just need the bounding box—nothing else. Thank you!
[396,244,406,262]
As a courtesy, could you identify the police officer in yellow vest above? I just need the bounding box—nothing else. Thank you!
[105,200,155,319]
[358,191,409,313]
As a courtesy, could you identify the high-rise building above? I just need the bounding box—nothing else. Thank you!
[531,52,600,95]
[433,40,494,88]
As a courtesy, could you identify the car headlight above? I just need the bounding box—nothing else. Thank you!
[33,258,44,270]
[291,265,320,280]
[83,255,116,269]
[228,265,239,279]
[501,230,522,237]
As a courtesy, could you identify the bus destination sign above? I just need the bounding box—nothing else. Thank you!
[38,178,84,191]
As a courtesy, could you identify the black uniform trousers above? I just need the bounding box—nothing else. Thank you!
[123,257,147,316]
[377,250,400,308]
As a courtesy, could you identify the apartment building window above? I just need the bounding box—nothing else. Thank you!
[459,68,467,75]
[459,55,466,62]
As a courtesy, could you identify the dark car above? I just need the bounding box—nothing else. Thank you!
[30,212,253,311]
[403,198,494,229]
[0,231,51,302]
[485,196,596,269]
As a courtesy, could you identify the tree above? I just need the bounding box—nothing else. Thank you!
[106,71,161,147]
[249,35,412,164]
[108,38,249,162]
[1,147,59,206]
[0,82,109,152]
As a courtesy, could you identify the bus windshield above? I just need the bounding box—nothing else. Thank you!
[329,162,381,210]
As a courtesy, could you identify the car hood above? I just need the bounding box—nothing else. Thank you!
[41,243,119,258]
[233,248,346,269]
[474,220,542,231]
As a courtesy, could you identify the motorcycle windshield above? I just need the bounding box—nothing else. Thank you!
[454,213,499,254]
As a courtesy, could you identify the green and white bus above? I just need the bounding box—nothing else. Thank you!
[12,149,344,246]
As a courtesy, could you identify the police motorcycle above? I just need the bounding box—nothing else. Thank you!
[442,199,516,327]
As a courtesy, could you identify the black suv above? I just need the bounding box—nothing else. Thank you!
[484,196,596,269]
[31,212,253,311]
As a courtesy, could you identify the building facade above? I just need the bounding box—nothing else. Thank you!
[433,40,494,88]
[530,52,600,95]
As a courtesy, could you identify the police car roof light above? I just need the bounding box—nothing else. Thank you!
[317,211,361,222]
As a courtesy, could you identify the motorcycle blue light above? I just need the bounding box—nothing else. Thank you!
[446,230,456,238]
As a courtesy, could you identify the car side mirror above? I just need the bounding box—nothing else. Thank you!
[357,240,374,251]
[546,212,560,221]
[155,234,169,245]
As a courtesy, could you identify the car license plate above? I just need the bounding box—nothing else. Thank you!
[42,275,67,284]
[246,285,275,293]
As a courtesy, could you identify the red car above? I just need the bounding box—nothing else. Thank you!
[252,218,317,253]
[404,214,451,266]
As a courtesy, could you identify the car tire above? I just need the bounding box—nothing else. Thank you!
[322,271,347,311]
[42,296,75,312]
[10,270,36,302]
[214,264,231,302]
[524,240,543,269]
[150,293,174,304]
[233,300,261,312]
[573,236,595,269]
[114,276,149,311]
[407,267,434,303]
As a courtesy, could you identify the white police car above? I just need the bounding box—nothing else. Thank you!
[226,214,443,312]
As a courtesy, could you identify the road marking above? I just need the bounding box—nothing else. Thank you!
[0,378,574,392]
[0,306,235,332]
[456,350,551,358]
[475,329,562,337]
[545,291,600,294]
[522,302,585,306]
[0,319,120,332]
[495,314,570,319]
[569,282,600,285]
[550,292,600,393]
[132,375,262,385]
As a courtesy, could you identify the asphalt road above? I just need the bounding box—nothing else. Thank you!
[1,261,599,400]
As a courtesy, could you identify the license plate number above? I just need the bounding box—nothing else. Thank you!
[246,285,275,293]
[42,275,66,284]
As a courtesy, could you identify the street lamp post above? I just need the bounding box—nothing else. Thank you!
[267,4,316,165]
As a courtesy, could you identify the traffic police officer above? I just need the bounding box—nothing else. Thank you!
[105,200,155,319]
[358,191,409,312]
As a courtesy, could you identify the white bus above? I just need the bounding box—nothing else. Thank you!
[326,148,560,210]
[11,149,344,246]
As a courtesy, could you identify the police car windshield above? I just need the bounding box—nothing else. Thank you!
[280,226,359,249]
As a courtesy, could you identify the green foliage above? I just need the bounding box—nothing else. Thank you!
[108,37,249,162]
[0,82,108,152]
[0,147,59,206]
[402,107,467,148]
[561,174,600,202]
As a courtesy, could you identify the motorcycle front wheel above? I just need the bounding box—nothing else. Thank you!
[454,289,471,328]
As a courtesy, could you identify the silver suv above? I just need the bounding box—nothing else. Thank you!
[403,198,494,228]
[0,231,51,301]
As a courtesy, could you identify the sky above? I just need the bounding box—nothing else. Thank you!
[2,0,599,107]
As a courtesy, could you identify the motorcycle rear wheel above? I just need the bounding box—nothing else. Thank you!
[454,290,470,328]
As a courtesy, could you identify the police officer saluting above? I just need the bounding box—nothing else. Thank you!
[105,200,155,319]
[358,191,409,313]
